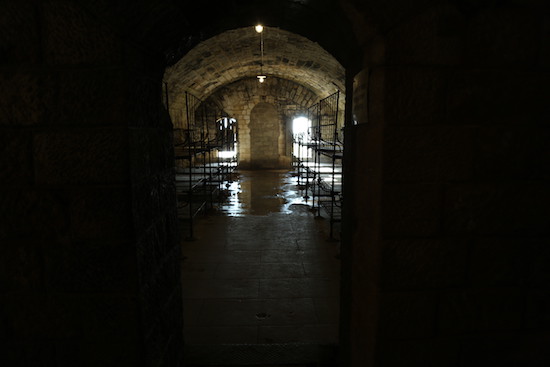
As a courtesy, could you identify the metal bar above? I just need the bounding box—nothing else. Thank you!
[185,92,194,240]
[330,91,339,238]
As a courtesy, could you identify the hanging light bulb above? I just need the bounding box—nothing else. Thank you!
[256,24,266,83]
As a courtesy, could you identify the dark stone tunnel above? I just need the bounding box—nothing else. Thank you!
[0,0,548,366]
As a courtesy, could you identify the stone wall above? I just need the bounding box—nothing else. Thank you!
[163,26,346,105]
[0,1,183,366]
[341,1,550,366]
[249,102,280,168]
[2,0,549,366]
[205,77,320,168]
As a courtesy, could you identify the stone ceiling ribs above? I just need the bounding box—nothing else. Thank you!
[164,26,346,111]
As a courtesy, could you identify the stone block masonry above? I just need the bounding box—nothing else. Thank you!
[342,1,550,366]
[0,1,183,366]
[204,77,321,169]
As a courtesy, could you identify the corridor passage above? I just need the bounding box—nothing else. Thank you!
[181,170,340,346]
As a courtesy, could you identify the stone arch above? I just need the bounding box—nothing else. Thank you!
[247,102,287,169]
[3,1,548,367]
[164,26,346,97]
[163,26,346,115]
[203,76,319,167]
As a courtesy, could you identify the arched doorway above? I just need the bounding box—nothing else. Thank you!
[249,102,280,169]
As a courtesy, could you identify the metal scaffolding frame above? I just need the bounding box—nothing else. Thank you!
[174,92,237,239]
[293,91,343,239]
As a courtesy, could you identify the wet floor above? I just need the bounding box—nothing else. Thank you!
[180,170,340,348]
[218,170,312,216]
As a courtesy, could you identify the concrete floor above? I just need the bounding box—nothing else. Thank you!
[181,170,341,346]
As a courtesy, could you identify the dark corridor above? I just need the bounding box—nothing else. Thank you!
[182,170,340,365]
[1,1,549,367]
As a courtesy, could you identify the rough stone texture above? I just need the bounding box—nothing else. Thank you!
[343,1,550,366]
[444,183,550,236]
[380,238,468,290]
[129,77,183,367]
[69,188,132,241]
[384,125,474,182]
[382,183,442,237]
[446,70,548,126]
[463,7,542,67]
[0,129,33,184]
[202,77,320,168]
[475,126,550,180]
[458,334,550,367]
[378,338,460,367]
[207,77,321,118]
[1,0,549,366]
[528,241,550,289]
[439,288,524,334]
[524,290,550,330]
[162,26,346,170]
[352,69,369,124]
[43,1,123,65]
[346,122,383,367]
[0,71,55,126]
[5,292,81,340]
[0,1,41,64]
[0,1,182,366]
[0,236,43,292]
[385,4,463,66]
[0,189,69,239]
[249,102,280,168]
[164,26,345,104]
[382,67,446,126]
[44,240,137,293]
[56,69,128,125]
[378,291,437,339]
[33,130,129,185]
[468,238,535,287]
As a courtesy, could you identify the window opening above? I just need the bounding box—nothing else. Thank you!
[292,116,312,159]
[217,117,238,159]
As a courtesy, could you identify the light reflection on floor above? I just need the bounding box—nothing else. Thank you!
[218,170,310,216]
[182,168,340,350]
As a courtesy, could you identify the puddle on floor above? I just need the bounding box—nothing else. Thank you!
[218,170,311,216]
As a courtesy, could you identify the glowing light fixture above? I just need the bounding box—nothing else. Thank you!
[256,24,266,83]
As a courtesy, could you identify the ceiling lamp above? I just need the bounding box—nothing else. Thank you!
[256,24,266,83]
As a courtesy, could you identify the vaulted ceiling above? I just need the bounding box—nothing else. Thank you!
[164,26,345,109]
